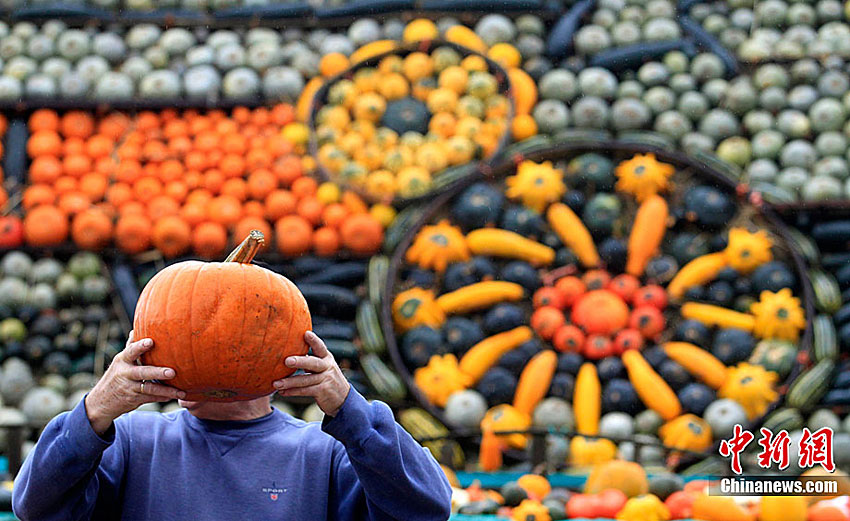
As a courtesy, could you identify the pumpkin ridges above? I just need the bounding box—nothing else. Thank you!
[626,194,669,277]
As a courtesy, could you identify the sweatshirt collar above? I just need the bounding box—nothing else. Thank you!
[182,408,286,435]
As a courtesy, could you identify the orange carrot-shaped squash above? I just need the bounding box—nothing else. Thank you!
[622,350,681,420]
[667,252,729,299]
[626,195,668,276]
[479,429,503,472]
[513,350,557,416]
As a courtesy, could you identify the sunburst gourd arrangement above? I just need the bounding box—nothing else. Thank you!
[390,150,808,468]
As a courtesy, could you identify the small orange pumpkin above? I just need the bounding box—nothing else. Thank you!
[71,208,113,250]
[152,216,191,258]
[24,205,68,246]
[115,214,152,254]
[192,222,228,259]
[135,230,311,401]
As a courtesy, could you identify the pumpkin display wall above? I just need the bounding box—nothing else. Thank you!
[133,231,312,401]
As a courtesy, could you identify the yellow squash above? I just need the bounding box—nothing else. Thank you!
[547,203,599,268]
[667,252,729,299]
[622,350,681,420]
[663,342,728,389]
[459,326,532,383]
[436,280,525,314]
[574,363,601,435]
[466,229,555,266]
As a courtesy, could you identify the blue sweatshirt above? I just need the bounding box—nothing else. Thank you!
[12,388,452,521]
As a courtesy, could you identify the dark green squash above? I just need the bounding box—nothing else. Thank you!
[381,96,430,135]
[451,183,504,231]
[565,153,615,191]
[683,186,736,230]
[752,261,797,293]
[401,326,444,368]
[582,193,622,237]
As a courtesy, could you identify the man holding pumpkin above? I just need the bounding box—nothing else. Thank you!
[11,329,452,520]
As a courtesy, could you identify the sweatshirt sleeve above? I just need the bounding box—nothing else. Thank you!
[12,397,126,521]
[322,388,452,521]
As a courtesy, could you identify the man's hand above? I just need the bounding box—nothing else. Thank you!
[273,331,351,417]
[85,331,185,435]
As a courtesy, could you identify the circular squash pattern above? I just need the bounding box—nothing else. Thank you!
[385,144,810,463]
[310,42,512,203]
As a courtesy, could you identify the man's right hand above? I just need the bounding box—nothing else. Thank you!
[84,331,185,435]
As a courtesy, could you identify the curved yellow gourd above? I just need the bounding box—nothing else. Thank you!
[459,326,532,383]
[547,203,599,268]
[626,195,668,276]
[622,350,681,420]
[663,342,728,389]
[513,350,557,416]
[574,363,601,435]
[667,252,729,299]
[680,302,756,331]
[465,229,555,266]
[436,280,525,314]
[350,40,398,64]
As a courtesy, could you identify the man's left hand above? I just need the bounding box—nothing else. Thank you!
[273,331,351,417]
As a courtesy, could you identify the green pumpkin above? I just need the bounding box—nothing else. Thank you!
[565,153,615,191]
[67,252,101,280]
[582,193,622,236]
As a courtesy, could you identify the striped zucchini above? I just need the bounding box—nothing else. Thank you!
[550,129,612,145]
[399,408,465,468]
[383,204,426,255]
[786,359,835,411]
[813,314,838,362]
[810,269,842,314]
[431,164,479,192]
[325,339,359,360]
[691,149,743,182]
[356,301,385,354]
[360,353,406,401]
[749,182,796,204]
[784,227,819,266]
[617,131,675,151]
[682,456,728,476]
[761,407,804,433]
[367,255,389,307]
[502,134,552,157]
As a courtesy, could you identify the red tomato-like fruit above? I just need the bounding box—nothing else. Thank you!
[581,269,611,291]
[552,324,585,353]
[613,328,644,354]
[596,489,628,518]
[583,335,614,359]
[665,491,696,519]
[554,276,586,307]
[0,216,24,249]
[630,306,665,339]
[533,286,566,310]
[566,494,600,519]
[609,273,640,301]
[531,306,565,340]
[633,284,667,309]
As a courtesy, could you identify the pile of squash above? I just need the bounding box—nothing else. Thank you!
[389,149,810,467]
[450,466,841,521]
[18,107,389,259]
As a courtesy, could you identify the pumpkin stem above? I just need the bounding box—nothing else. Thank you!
[225,230,265,264]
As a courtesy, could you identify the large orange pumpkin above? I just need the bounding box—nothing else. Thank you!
[134,230,312,401]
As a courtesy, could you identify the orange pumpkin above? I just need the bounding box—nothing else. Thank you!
[115,214,152,254]
[71,208,113,250]
[571,289,629,336]
[275,215,312,257]
[192,222,228,259]
[24,205,68,246]
[134,230,311,401]
[339,214,383,256]
[151,216,191,258]
[234,216,271,246]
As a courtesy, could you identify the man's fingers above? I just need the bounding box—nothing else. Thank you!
[274,373,323,390]
[277,385,322,398]
[285,355,328,373]
[127,365,176,382]
[121,337,154,362]
[141,382,185,400]
[305,331,329,359]
[125,330,134,347]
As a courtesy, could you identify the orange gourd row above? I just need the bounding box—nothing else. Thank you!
[21,108,384,258]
